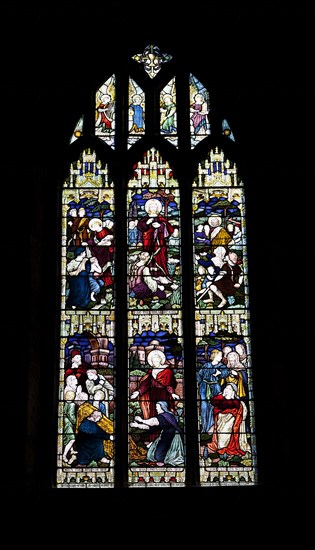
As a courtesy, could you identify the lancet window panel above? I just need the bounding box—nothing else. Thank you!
[192,148,258,486]
[189,74,211,149]
[57,150,116,488]
[127,147,185,487]
[95,75,116,149]
[160,78,178,147]
[128,78,146,149]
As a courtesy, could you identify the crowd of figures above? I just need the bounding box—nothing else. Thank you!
[61,341,186,471]
[62,184,253,472]
[193,192,253,466]
[128,338,252,470]
[65,192,182,311]
[127,194,181,310]
[194,212,244,310]
[129,349,185,468]
[197,342,252,466]
[65,201,115,309]
[62,348,114,468]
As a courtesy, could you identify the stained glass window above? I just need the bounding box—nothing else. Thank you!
[56,43,258,488]
[127,148,185,487]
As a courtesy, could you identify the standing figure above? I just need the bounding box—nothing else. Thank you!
[66,247,91,309]
[198,349,224,433]
[160,94,176,133]
[190,93,209,134]
[128,220,139,245]
[129,94,145,133]
[137,198,174,279]
[62,390,78,464]
[130,349,180,443]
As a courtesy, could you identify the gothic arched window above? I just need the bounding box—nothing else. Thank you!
[56,44,258,489]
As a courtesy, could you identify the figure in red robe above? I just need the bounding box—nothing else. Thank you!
[87,218,114,287]
[207,382,251,461]
[137,198,174,279]
[65,350,89,394]
[130,349,180,442]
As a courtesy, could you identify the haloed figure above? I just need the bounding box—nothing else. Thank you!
[130,349,180,442]
[137,198,174,279]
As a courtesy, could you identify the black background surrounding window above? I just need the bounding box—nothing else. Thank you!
[4,0,313,530]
